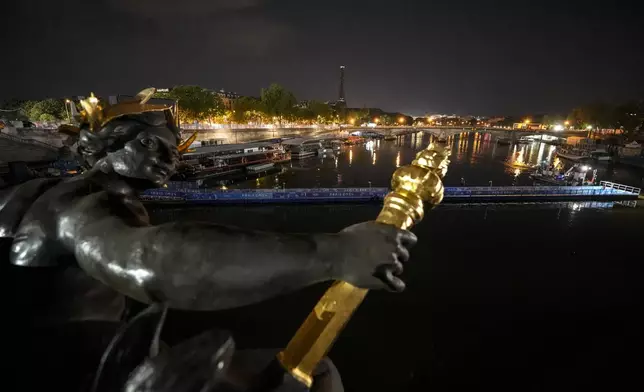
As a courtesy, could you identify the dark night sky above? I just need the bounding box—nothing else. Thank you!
[3,0,643,116]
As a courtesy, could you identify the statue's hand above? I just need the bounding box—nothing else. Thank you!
[334,221,417,292]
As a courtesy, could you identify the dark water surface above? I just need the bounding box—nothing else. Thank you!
[154,133,644,391]
[149,201,643,392]
[212,132,644,190]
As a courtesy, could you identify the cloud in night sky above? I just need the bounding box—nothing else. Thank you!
[105,0,292,57]
[107,0,265,16]
[3,0,643,116]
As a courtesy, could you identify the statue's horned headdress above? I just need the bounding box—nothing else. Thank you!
[60,87,196,153]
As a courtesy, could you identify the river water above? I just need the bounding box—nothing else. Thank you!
[206,132,644,190]
[149,132,644,392]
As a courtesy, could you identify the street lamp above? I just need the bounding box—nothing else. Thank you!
[349,118,355,125]
[64,99,72,122]
[374,118,380,124]
[586,125,593,130]
[398,117,405,124]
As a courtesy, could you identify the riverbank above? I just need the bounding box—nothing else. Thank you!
[188,127,346,144]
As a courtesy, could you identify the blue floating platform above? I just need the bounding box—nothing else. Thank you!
[141,182,640,205]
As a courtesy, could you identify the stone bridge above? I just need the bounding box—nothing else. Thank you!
[340,126,588,138]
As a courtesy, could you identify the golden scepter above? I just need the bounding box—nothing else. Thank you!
[276,142,451,387]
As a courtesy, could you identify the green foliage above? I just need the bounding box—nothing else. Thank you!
[23,99,67,122]
[308,100,332,123]
[260,83,297,123]
[348,109,370,124]
[38,113,58,122]
[542,114,566,127]
[232,96,265,123]
[143,84,421,128]
[20,100,37,118]
[613,100,643,139]
[155,86,224,123]
[567,101,642,136]
[613,101,640,129]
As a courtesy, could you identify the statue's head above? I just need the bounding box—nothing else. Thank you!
[80,111,181,187]
[63,88,194,187]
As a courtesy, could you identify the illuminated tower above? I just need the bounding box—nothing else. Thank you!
[337,65,346,108]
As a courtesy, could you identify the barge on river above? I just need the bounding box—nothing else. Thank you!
[175,141,290,180]
[282,138,324,159]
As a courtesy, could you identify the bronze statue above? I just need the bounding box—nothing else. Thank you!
[2,89,419,391]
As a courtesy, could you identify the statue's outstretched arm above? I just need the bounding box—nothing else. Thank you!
[70,213,414,311]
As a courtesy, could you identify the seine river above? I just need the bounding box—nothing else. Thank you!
[149,132,644,392]
[218,131,644,189]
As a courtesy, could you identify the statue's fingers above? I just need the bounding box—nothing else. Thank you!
[397,230,417,248]
[396,245,410,263]
[390,259,404,275]
[376,266,405,292]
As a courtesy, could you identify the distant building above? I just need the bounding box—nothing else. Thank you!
[513,122,546,130]
[487,117,506,125]
[215,89,240,110]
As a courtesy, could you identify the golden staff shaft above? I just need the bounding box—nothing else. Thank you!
[277,143,451,387]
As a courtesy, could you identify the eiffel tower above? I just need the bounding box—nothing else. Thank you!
[337,65,346,109]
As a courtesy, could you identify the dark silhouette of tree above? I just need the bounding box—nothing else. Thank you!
[260,83,297,126]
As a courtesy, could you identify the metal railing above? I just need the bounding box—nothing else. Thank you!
[444,185,633,197]
[155,184,640,198]
[143,184,641,203]
[599,181,641,196]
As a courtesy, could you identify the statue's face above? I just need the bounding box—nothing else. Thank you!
[107,126,179,186]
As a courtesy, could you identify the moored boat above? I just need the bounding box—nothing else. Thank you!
[358,131,385,139]
[343,136,366,145]
[556,146,590,161]
[174,141,290,180]
[282,139,324,159]
[589,150,612,162]
[247,162,275,173]
[530,162,596,186]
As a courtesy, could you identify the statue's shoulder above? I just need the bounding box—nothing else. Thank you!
[5,176,102,267]
[7,173,150,268]
[0,178,63,239]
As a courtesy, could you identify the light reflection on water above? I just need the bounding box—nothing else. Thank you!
[217,132,642,191]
